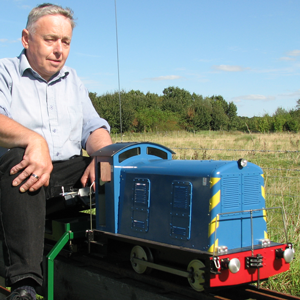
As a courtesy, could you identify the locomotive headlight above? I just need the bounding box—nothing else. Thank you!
[238,158,247,168]
[228,258,241,273]
[283,248,294,263]
[275,244,294,263]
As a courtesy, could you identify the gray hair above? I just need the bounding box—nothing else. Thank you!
[26,3,76,33]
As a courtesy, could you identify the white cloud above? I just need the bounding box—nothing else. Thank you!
[0,38,20,44]
[280,56,296,61]
[212,65,250,72]
[280,50,300,61]
[232,94,275,103]
[287,50,300,57]
[278,89,300,98]
[149,75,182,81]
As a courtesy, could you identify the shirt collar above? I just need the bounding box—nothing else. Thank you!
[18,49,69,82]
[19,49,31,75]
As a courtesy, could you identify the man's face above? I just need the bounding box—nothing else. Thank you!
[22,14,73,81]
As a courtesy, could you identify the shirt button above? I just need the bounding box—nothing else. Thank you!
[53,129,56,133]
[56,152,60,156]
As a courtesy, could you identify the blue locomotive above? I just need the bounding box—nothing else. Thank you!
[90,142,294,291]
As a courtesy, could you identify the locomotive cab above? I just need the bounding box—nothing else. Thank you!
[92,142,174,233]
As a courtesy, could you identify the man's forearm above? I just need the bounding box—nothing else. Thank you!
[85,128,112,156]
[0,114,53,192]
[0,114,43,149]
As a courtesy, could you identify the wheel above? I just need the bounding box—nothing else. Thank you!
[187,259,205,292]
[130,245,153,274]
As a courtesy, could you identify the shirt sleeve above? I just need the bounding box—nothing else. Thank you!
[0,61,12,118]
[80,83,111,149]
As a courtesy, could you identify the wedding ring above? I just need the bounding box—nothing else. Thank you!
[31,173,39,180]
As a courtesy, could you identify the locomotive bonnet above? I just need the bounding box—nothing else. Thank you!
[91,142,293,291]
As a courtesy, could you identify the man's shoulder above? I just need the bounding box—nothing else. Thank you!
[0,56,19,68]
[63,64,77,74]
[0,56,19,78]
[61,65,83,83]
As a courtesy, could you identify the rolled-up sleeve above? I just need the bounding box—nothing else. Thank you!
[0,106,10,117]
[80,84,110,149]
[0,62,12,118]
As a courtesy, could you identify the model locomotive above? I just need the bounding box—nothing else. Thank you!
[86,142,294,292]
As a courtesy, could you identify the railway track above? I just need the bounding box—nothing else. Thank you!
[69,252,300,300]
[1,243,297,300]
[213,285,300,300]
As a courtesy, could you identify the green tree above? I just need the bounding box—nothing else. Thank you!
[227,102,238,130]
[255,114,272,133]
[272,107,290,132]
[296,99,300,110]
[210,101,229,130]
[90,91,135,134]
[134,108,180,132]
[210,95,229,114]
[161,86,193,115]
[185,96,212,131]
[286,118,299,132]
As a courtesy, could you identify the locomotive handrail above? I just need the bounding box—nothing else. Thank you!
[89,182,95,230]
[212,206,288,257]
[92,141,175,158]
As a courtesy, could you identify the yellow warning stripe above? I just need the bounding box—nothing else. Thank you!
[263,209,267,222]
[261,186,265,199]
[210,177,220,188]
[208,215,219,237]
[208,238,219,253]
[261,174,265,200]
[209,190,220,212]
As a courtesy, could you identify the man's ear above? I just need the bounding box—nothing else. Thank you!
[21,29,29,49]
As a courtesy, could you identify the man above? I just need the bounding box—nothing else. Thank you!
[0,3,112,300]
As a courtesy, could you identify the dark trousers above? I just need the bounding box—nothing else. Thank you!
[0,148,91,287]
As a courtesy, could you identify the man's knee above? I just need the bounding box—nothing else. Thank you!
[0,148,25,172]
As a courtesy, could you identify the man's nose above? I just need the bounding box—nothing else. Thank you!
[53,40,63,55]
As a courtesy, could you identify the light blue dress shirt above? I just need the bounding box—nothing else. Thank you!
[0,50,110,161]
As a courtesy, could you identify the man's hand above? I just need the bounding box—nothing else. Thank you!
[81,128,112,190]
[10,136,53,193]
[81,158,96,189]
[0,115,53,192]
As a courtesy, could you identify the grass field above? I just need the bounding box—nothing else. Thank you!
[112,130,300,296]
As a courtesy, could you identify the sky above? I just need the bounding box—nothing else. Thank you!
[0,0,299,118]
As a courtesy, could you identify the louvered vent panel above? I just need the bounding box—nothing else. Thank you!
[222,177,240,210]
[170,181,192,240]
[173,185,189,209]
[134,183,148,204]
[172,226,187,236]
[131,178,150,233]
[243,175,260,206]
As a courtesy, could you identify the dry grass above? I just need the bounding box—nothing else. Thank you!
[114,130,300,149]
